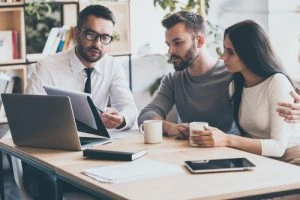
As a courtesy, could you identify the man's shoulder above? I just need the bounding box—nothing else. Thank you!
[212,60,231,78]
[165,70,184,79]
[99,55,119,67]
[38,50,69,67]
[213,59,227,72]
[159,71,180,86]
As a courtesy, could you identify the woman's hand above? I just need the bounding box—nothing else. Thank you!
[163,121,189,140]
[189,126,229,147]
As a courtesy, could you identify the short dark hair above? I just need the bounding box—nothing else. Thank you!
[161,11,205,35]
[77,5,115,27]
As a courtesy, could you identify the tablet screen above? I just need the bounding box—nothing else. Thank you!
[43,85,109,138]
[185,158,255,173]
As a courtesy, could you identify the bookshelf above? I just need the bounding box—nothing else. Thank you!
[0,1,26,84]
[0,1,26,124]
[1,0,132,94]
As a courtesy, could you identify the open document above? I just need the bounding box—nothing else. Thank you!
[82,159,183,183]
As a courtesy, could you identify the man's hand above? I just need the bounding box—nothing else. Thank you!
[189,126,228,147]
[163,121,189,140]
[277,91,300,123]
[100,107,125,129]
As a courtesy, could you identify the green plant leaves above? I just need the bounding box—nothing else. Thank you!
[26,1,52,20]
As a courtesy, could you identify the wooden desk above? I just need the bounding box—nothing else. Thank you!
[1,130,300,200]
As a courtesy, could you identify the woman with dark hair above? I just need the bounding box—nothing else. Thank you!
[190,20,300,163]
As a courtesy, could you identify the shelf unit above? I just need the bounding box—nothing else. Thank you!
[0,1,26,124]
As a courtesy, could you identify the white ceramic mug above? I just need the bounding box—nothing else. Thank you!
[189,122,209,147]
[140,120,163,144]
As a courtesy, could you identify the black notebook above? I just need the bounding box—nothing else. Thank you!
[83,148,148,161]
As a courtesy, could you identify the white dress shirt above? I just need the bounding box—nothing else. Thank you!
[230,73,300,157]
[26,48,138,130]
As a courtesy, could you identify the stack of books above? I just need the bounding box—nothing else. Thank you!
[0,0,22,3]
[42,25,75,56]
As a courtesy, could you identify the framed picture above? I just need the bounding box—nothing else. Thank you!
[80,0,131,55]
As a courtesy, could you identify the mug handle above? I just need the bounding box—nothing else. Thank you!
[139,123,144,134]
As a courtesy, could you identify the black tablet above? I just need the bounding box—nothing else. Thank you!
[43,85,109,138]
[184,158,255,174]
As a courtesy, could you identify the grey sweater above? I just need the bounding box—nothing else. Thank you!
[138,60,237,133]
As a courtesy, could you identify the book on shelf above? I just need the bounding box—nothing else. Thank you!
[52,26,67,54]
[0,73,10,97]
[0,73,10,112]
[48,27,63,55]
[56,30,67,53]
[0,0,21,2]
[0,30,19,61]
[0,72,15,117]
[42,27,60,56]
[62,27,74,52]
[83,148,148,161]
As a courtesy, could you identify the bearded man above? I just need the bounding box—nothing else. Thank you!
[138,11,237,139]
[24,5,137,199]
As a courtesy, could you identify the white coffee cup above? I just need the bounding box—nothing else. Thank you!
[140,120,163,144]
[189,122,208,147]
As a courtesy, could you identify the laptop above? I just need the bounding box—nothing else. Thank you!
[1,93,111,151]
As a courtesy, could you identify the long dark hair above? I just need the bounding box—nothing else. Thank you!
[225,20,294,135]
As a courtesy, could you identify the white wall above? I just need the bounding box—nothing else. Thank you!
[129,0,168,55]
[129,0,300,72]
[268,0,300,75]
[207,0,300,75]
[128,0,172,111]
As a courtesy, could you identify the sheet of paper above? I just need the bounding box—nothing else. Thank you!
[82,159,183,183]
[108,128,139,139]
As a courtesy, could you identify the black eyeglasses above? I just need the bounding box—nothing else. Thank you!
[78,26,113,45]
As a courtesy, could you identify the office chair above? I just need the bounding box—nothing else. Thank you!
[11,157,97,200]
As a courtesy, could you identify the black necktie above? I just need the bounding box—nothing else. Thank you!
[84,68,94,93]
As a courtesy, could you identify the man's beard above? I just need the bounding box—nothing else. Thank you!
[77,43,103,63]
[171,43,197,71]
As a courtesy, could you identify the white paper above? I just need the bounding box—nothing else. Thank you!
[82,159,183,183]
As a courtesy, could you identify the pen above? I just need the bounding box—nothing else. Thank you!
[96,107,104,113]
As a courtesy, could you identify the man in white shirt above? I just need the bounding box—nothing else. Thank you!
[26,6,137,130]
[23,5,138,199]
